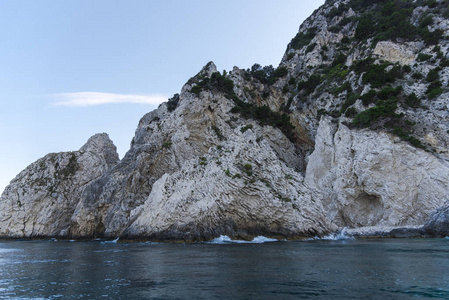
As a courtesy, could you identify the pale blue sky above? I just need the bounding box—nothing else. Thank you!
[0,0,324,193]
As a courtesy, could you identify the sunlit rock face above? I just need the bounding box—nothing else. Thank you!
[2,0,449,240]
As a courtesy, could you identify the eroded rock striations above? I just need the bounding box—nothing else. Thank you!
[1,0,449,240]
[0,134,119,238]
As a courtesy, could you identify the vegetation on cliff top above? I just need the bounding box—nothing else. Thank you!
[190,71,296,142]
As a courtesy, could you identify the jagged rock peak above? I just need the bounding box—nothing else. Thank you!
[199,61,218,77]
[79,133,120,164]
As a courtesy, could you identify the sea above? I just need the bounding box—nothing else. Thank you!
[0,235,448,299]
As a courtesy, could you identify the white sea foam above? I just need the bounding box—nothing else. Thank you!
[207,235,278,244]
[103,237,120,244]
[309,227,355,241]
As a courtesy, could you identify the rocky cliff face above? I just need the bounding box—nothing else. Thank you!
[0,134,119,238]
[306,117,449,228]
[1,0,449,240]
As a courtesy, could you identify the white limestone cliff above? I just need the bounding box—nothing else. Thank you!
[0,133,119,238]
[305,117,449,228]
[1,0,449,240]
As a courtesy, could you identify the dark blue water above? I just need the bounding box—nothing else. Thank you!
[0,237,448,299]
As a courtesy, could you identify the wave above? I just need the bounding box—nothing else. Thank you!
[207,235,278,244]
[102,237,120,244]
[309,227,355,241]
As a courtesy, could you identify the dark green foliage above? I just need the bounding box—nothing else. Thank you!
[243,163,253,176]
[356,62,404,88]
[306,43,316,54]
[286,52,295,60]
[387,65,404,80]
[392,127,425,149]
[419,15,434,28]
[361,63,393,87]
[355,14,375,40]
[339,17,353,27]
[333,53,347,66]
[402,65,412,73]
[327,64,349,80]
[247,64,288,85]
[352,57,375,74]
[405,93,421,108]
[333,81,352,95]
[412,72,424,80]
[426,0,438,8]
[420,28,443,45]
[361,89,377,105]
[340,94,359,114]
[231,100,295,142]
[326,4,349,18]
[377,86,402,100]
[417,53,433,62]
[250,64,275,83]
[329,26,340,33]
[351,99,398,128]
[435,47,443,59]
[167,93,179,112]
[210,72,236,95]
[270,66,289,83]
[350,0,442,45]
[341,36,351,44]
[345,107,358,117]
[289,28,317,50]
[426,68,440,82]
[297,74,322,95]
[441,57,449,67]
[191,85,202,95]
[288,77,296,86]
[359,86,402,107]
[377,5,415,40]
[349,0,387,12]
[354,2,416,42]
[425,68,443,97]
[162,142,172,149]
[426,82,443,99]
[191,72,237,100]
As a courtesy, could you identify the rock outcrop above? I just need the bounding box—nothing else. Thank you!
[125,127,332,241]
[0,133,119,238]
[306,117,449,228]
[1,0,449,240]
[424,201,449,237]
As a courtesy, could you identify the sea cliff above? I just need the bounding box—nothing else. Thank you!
[1,0,448,240]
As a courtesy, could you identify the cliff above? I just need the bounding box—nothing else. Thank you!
[1,0,448,240]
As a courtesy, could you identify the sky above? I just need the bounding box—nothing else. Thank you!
[0,0,325,193]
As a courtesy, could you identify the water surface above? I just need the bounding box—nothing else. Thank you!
[0,238,448,299]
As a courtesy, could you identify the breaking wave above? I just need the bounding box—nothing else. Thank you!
[309,227,355,241]
[207,235,278,244]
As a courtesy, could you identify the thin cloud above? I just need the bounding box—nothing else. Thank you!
[52,92,167,107]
